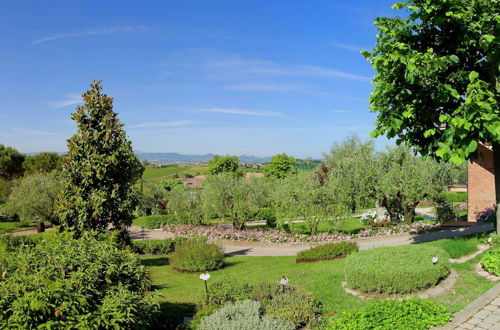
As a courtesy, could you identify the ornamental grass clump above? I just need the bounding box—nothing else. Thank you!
[170,237,224,272]
[345,245,451,294]
[328,298,450,330]
[296,242,358,262]
[0,233,157,328]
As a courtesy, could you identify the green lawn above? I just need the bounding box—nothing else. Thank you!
[142,235,495,328]
[142,165,207,182]
[286,217,366,235]
[424,235,481,259]
[0,219,34,233]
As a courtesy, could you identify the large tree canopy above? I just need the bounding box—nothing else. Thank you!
[364,0,498,164]
[0,145,25,181]
[23,152,61,175]
[57,80,144,233]
[263,153,297,179]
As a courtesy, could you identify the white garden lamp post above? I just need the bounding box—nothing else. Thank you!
[432,256,438,265]
[280,276,289,293]
[487,236,493,247]
[200,272,211,298]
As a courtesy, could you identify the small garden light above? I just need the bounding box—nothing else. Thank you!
[200,272,211,296]
[487,236,493,247]
[280,276,289,293]
[432,256,438,265]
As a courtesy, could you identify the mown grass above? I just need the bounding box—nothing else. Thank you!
[424,235,481,259]
[142,234,494,328]
[288,217,366,234]
[0,219,35,233]
[142,165,207,182]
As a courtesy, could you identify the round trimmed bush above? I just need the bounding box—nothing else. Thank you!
[170,237,224,272]
[481,248,500,276]
[345,245,451,294]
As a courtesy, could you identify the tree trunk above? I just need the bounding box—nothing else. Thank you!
[493,142,500,235]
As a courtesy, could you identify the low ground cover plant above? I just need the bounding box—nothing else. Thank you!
[327,298,450,330]
[296,242,358,262]
[132,237,186,255]
[481,248,500,277]
[170,237,224,272]
[195,280,320,329]
[198,300,293,330]
[0,233,157,328]
[345,245,451,294]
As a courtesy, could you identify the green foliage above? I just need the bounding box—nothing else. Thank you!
[254,207,277,227]
[263,153,297,179]
[364,0,498,165]
[132,238,186,255]
[198,300,294,330]
[56,81,144,234]
[436,203,457,223]
[199,280,320,328]
[207,155,242,176]
[375,146,454,223]
[296,242,358,261]
[7,172,62,224]
[133,214,174,229]
[345,245,451,294]
[161,178,184,191]
[0,232,56,252]
[425,235,480,259]
[481,248,500,276]
[0,233,157,328]
[23,152,62,175]
[323,135,378,213]
[170,237,224,272]
[0,144,25,181]
[169,186,205,224]
[441,192,467,204]
[138,184,167,216]
[328,298,451,330]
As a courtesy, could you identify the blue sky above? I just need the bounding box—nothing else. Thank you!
[0,0,398,158]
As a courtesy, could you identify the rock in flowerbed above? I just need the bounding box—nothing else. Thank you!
[163,222,437,244]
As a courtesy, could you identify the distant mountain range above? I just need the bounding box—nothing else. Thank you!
[135,151,273,164]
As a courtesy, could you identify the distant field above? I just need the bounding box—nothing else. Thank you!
[142,165,208,182]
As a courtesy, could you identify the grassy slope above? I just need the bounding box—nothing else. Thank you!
[142,165,207,182]
[142,235,494,327]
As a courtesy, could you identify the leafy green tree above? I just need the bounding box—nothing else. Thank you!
[138,184,167,215]
[272,173,347,235]
[201,173,260,229]
[324,135,378,212]
[363,0,499,229]
[0,145,25,181]
[263,153,298,179]
[169,186,204,224]
[161,178,184,191]
[23,152,62,175]
[7,172,62,226]
[57,80,144,233]
[375,146,454,223]
[207,155,243,176]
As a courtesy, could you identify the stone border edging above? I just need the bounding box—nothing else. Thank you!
[341,270,458,301]
[438,283,500,330]
[475,262,500,282]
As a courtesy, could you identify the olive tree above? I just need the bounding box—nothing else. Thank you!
[23,152,61,175]
[364,0,499,230]
[168,186,204,224]
[207,155,243,177]
[263,153,297,179]
[57,81,144,234]
[0,145,25,181]
[7,172,62,227]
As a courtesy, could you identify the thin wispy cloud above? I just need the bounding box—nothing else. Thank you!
[331,109,354,113]
[329,42,365,52]
[224,83,301,92]
[33,25,149,45]
[201,108,284,117]
[13,128,62,136]
[128,120,192,128]
[49,93,82,108]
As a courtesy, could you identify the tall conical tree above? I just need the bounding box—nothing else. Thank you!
[57,80,143,233]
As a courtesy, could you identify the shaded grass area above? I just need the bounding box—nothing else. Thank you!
[142,235,494,328]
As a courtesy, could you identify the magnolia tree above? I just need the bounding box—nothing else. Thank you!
[7,172,62,228]
[364,0,499,231]
[272,173,347,235]
[57,81,144,234]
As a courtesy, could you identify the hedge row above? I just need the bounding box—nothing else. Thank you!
[296,242,358,262]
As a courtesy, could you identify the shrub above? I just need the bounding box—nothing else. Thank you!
[296,242,358,261]
[132,237,186,255]
[483,233,500,248]
[170,237,224,272]
[345,245,451,294]
[134,214,174,229]
[254,208,277,228]
[0,232,56,252]
[198,300,293,330]
[0,233,157,328]
[197,280,320,328]
[327,298,450,330]
[436,203,456,223]
[481,248,500,277]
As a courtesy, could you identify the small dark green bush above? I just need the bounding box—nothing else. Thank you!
[481,248,500,276]
[254,208,277,228]
[296,242,358,261]
[436,203,456,223]
[0,233,157,328]
[197,280,320,328]
[170,237,224,272]
[345,245,451,294]
[132,237,186,255]
[327,298,451,330]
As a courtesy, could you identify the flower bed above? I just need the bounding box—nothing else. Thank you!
[163,222,438,244]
